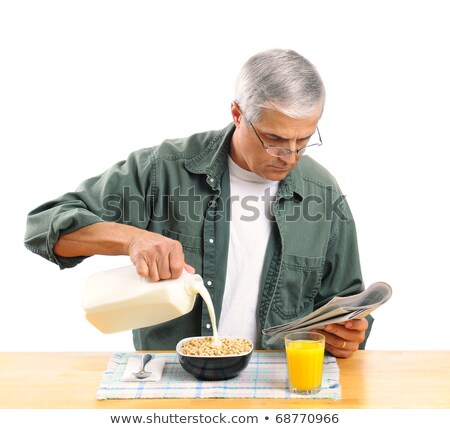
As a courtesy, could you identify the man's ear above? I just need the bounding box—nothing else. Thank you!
[230,101,243,127]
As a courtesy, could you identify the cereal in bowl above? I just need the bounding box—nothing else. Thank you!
[180,337,252,356]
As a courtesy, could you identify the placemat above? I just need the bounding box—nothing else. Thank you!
[97,352,341,400]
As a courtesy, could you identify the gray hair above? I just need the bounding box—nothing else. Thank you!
[235,49,325,123]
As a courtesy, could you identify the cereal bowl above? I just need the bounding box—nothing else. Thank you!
[176,336,253,381]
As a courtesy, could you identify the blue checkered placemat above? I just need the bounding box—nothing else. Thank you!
[97,352,341,400]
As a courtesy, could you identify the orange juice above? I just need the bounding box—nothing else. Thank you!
[285,333,325,394]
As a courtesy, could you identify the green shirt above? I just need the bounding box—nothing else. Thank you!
[25,123,373,350]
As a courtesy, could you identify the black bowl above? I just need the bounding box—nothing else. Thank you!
[176,336,253,381]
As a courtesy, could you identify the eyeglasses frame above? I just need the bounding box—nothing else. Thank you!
[248,120,323,158]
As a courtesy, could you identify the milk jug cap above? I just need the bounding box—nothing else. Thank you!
[182,270,204,296]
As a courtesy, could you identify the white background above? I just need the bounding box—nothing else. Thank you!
[1,0,449,352]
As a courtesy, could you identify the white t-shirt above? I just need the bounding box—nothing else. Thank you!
[218,156,279,347]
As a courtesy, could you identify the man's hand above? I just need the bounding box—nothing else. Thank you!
[127,230,195,281]
[313,318,368,358]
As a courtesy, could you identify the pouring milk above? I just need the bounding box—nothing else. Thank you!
[83,265,220,344]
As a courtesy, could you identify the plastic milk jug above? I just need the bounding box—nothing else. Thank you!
[83,265,211,334]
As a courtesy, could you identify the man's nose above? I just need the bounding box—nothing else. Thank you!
[285,145,301,164]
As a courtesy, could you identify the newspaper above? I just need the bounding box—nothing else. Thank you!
[262,281,392,345]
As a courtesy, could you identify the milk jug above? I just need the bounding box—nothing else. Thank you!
[83,265,209,334]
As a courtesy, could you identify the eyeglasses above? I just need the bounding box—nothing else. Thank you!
[248,121,323,158]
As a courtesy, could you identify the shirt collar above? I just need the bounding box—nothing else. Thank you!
[277,162,304,201]
[185,123,234,190]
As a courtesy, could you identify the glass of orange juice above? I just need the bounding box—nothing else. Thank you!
[285,331,325,394]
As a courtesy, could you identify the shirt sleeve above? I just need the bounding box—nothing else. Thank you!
[24,148,153,269]
[314,195,374,349]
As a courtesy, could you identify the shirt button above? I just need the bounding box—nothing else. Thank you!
[206,323,211,329]
[207,280,212,286]
[209,238,214,244]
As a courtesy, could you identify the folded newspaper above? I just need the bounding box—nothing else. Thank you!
[262,281,392,345]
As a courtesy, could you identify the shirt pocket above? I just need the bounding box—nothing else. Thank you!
[162,229,203,272]
[272,255,324,319]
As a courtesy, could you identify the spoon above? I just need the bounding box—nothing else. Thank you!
[133,353,153,379]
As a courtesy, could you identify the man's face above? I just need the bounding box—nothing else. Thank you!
[230,103,322,181]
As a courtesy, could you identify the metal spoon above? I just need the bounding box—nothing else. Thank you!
[133,353,153,379]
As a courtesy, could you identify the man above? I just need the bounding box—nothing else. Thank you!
[25,49,372,357]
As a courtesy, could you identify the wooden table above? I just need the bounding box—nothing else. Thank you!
[0,350,449,408]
